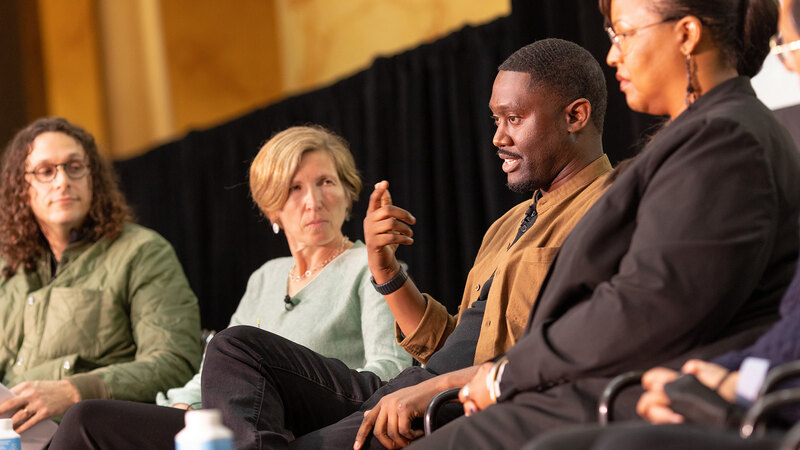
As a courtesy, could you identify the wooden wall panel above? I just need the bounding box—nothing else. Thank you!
[37,0,109,153]
[97,0,173,158]
[21,1,509,158]
[0,0,45,149]
[159,0,283,134]
[275,0,510,94]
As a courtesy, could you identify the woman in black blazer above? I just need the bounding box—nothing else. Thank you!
[526,0,800,448]
[412,0,800,448]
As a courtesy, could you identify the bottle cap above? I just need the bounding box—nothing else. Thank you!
[0,418,12,431]
[184,409,223,428]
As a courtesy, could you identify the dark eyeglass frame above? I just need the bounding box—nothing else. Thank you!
[605,18,679,51]
[770,34,800,63]
[25,160,90,183]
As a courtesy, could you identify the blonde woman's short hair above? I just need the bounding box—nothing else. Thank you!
[250,126,362,220]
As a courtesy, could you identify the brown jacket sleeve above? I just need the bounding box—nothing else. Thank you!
[394,293,457,364]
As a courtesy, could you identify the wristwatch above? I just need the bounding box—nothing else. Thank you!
[370,267,408,295]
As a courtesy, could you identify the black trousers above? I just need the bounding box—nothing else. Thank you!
[50,399,185,449]
[201,325,437,449]
[204,326,663,449]
[524,423,783,450]
[51,327,639,449]
[404,379,618,450]
[52,325,646,449]
[47,326,435,450]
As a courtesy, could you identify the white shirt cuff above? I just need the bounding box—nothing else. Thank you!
[736,357,770,406]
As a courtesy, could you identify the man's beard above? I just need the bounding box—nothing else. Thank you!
[507,179,539,194]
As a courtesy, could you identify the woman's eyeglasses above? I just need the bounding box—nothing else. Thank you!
[25,160,90,183]
[770,34,800,64]
[605,19,678,52]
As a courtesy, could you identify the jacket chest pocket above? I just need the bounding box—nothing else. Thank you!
[40,288,129,359]
[503,246,561,340]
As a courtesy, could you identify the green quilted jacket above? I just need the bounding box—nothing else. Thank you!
[0,223,201,401]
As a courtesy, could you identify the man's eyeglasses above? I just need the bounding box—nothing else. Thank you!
[770,34,800,64]
[606,18,678,51]
[25,160,90,183]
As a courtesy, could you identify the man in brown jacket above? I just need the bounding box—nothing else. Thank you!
[197,38,613,450]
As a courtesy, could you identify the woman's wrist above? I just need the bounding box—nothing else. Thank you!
[712,370,732,391]
[716,371,739,403]
[437,365,481,391]
[486,358,509,404]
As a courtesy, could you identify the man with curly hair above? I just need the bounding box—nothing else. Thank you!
[0,117,201,432]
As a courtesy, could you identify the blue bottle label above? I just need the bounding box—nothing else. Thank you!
[176,438,232,450]
[0,438,21,450]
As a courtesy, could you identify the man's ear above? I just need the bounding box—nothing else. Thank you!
[565,98,592,133]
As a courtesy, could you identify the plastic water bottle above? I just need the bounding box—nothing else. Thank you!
[0,419,21,450]
[175,409,233,450]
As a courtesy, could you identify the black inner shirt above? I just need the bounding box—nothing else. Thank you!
[424,192,541,375]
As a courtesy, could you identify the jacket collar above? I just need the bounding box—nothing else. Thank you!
[536,154,612,214]
[673,76,754,125]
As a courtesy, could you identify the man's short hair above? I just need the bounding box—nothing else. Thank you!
[499,38,607,133]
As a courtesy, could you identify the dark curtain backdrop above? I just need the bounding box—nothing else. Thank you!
[115,0,659,331]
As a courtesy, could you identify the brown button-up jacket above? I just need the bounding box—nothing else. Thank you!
[397,155,613,365]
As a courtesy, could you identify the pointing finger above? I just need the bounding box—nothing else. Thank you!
[354,408,377,449]
[368,181,390,213]
[380,183,392,208]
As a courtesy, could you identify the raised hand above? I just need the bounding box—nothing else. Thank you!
[364,181,416,283]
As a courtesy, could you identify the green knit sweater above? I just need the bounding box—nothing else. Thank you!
[156,241,411,409]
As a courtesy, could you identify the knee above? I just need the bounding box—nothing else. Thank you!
[205,325,288,358]
[60,399,105,428]
[203,325,284,375]
[50,400,108,448]
[205,325,260,360]
[209,324,257,344]
[202,327,240,373]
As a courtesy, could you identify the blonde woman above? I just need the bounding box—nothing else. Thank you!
[50,126,411,449]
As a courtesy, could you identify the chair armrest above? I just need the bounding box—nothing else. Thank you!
[424,387,461,436]
[780,420,800,450]
[740,388,800,439]
[598,371,645,426]
[760,361,800,398]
